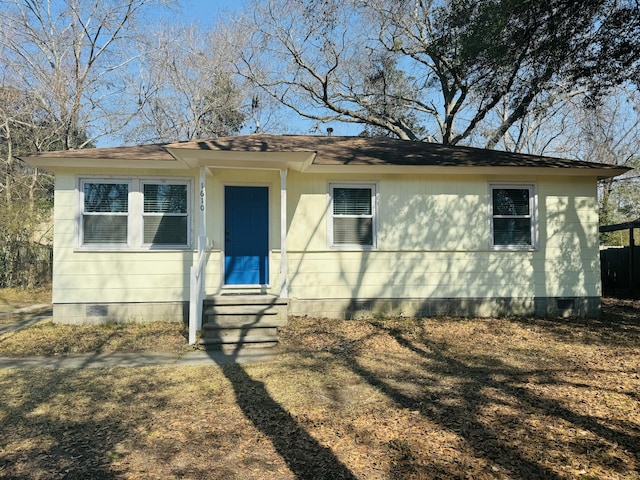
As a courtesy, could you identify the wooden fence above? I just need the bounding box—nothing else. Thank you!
[600,246,640,299]
[600,221,639,299]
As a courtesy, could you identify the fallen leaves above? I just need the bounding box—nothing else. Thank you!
[0,298,639,478]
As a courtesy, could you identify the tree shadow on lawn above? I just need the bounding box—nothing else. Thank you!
[217,351,358,480]
[0,307,52,331]
[506,298,640,348]
[0,368,170,479]
[332,319,640,479]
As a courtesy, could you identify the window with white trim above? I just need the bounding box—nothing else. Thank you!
[142,183,188,245]
[329,183,377,248]
[490,184,536,249]
[82,181,130,245]
[79,178,191,249]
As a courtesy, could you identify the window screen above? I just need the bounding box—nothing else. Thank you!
[79,179,191,249]
[331,185,375,247]
[491,186,534,247]
[143,184,188,245]
[82,182,129,244]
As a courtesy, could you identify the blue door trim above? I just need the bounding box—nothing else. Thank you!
[224,186,269,285]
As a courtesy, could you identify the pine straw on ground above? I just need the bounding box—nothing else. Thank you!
[0,319,190,355]
[0,298,639,479]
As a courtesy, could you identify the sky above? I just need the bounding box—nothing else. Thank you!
[122,0,361,142]
[152,0,362,138]
[168,0,244,24]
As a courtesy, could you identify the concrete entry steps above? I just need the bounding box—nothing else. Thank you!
[200,295,288,350]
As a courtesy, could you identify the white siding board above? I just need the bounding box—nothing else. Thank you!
[378,176,487,251]
[51,168,603,307]
[56,273,190,289]
[52,170,201,304]
[55,260,192,276]
[286,250,543,299]
[285,171,601,299]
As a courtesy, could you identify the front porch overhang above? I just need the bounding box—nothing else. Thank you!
[164,148,315,172]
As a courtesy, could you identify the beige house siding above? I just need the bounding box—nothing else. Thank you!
[53,169,200,306]
[51,168,601,322]
[284,173,600,302]
[52,168,284,306]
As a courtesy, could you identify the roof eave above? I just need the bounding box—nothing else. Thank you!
[165,148,315,171]
[304,164,630,178]
[22,157,627,178]
[20,156,188,172]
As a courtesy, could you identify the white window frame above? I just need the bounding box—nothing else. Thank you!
[141,180,191,248]
[79,179,132,248]
[328,182,378,250]
[489,183,537,251]
[77,177,192,251]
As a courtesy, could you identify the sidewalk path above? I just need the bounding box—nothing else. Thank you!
[0,349,278,369]
[0,304,278,369]
[0,304,52,335]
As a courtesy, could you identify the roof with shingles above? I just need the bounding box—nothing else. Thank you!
[167,135,623,170]
[21,142,173,161]
[20,134,630,173]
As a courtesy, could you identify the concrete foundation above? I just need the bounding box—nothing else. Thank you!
[52,296,600,325]
[288,296,601,319]
[53,302,188,325]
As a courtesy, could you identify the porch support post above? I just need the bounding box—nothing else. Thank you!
[188,166,207,345]
[198,166,207,265]
[280,168,288,298]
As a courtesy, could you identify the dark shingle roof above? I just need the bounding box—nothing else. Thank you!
[21,134,629,174]
[21,143,173,161]
[167,135,625,171]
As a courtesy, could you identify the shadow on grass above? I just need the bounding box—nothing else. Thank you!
[0,368,168,479]
[213,349,357,480]
[506,298,640,348]
[333,317,640,479]
[0,307,52,331]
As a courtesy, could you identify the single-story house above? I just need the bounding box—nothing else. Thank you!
[22,134,629,345]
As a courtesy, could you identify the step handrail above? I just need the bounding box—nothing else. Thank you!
[188,238,209,345]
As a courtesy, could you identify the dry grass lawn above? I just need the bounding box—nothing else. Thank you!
[0,297,638,479]
[0,286,51,314]
[0,320,190,356]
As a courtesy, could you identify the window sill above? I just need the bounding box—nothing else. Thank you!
[329,245,378,251]
[490,245,538,252]
[74,245,193,253]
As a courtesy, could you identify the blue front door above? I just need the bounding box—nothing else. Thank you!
[224,186,269,285]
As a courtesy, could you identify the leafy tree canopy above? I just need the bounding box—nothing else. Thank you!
[239,0,640,147]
